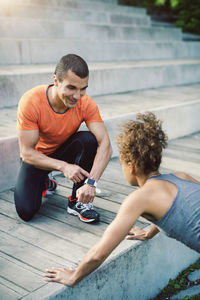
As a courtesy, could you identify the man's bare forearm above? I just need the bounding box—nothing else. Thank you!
[89,139,112,181]
[21,148,66,172]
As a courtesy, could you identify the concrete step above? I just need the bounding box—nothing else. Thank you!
[0,17,182,41]
[1,83,200,191]
[0,3,150,26]
[183,32,200,42]
[0,0,147,16]
[1,39,200,65]
[151,20,177,28]
[1,59,200,108]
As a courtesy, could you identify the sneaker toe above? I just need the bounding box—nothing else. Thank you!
[82,210,100,221]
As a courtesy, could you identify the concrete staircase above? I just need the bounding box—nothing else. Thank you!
[0,0,200,189]
[0,1,200,298]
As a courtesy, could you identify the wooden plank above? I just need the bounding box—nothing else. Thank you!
[0,214,89,263]
[168,133,200,150]
[164,147,200,163]
[161,156,200,179]
[0,275,27,297]
[0,283,21,300]
[99,179,136,196]
[0,251,41,277]
[0,190,14,202]
[0,230,71,271]
[0,256,42,292]
[0,199,100,248]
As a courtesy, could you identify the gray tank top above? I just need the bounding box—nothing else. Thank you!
[148,174,200,253]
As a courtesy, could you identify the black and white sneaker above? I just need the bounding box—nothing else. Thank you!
[42,177,57,197]
[67,196,100,223]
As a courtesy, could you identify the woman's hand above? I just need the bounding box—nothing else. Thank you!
[126,225,159,240]
[126,226,149,240]
[44,267,76,286]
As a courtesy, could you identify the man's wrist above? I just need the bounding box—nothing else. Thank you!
[84,178,97,188]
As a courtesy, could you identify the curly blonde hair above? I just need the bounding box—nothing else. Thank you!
[116,112,168,175]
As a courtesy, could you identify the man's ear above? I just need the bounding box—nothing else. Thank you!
[53,75,58,86]
[127,162,135,174]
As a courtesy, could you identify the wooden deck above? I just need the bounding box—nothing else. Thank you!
[0,132,200,299]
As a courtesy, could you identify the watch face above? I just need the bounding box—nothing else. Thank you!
[87,178,95,185]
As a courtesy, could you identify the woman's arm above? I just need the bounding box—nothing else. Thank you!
[44,190,147,286]
[174,172,200,184]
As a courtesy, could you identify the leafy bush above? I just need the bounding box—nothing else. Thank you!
[118,0,200,35]
[175,0,200,35]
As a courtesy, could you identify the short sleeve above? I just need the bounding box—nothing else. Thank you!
[17,93,39,130]
[83,95,103,125]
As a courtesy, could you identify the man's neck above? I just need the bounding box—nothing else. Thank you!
[48,85,68,113]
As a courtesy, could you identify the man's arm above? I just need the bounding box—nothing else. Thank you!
[18,129,90,183]
[87,122,113,181]
[76,122,112,203]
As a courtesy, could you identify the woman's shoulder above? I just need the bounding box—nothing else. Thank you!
[127,184,159,205]
[142,179,175,203]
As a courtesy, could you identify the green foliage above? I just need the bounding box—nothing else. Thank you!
[118,0,200,35]
[150,257,200,299]
[175,0,200,35]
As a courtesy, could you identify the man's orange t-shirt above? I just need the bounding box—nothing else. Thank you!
[17,85,103,155]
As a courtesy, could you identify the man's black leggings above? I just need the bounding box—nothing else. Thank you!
[14,131,98,222]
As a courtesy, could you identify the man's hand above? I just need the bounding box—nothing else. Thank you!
[76,184,96,203]
[62,163,90,183]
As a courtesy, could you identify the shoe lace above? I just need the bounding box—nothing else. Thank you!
[76,202,94,211]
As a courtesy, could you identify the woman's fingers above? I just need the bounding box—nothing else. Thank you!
[126,227,148,240]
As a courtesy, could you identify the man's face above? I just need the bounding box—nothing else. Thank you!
[54,70,88,109]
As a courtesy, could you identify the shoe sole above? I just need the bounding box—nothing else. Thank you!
[67,207,97,223]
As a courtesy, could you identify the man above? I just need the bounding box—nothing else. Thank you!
[14,54,112,223]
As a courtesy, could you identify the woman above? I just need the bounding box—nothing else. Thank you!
[44,112,200,286]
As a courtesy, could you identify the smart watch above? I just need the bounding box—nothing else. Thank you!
[84,178,97,188]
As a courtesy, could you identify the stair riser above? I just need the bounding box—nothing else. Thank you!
[0,0,146,15]
[88,63,200,96]
[0,6,150,25]
[1,63,200,108]
[1,40,200,65]
[0,19,182,41]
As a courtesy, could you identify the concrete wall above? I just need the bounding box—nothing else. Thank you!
[22,231,200,300]
[0,136,20,191]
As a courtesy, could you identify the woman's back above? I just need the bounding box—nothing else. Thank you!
[148,173,200,253]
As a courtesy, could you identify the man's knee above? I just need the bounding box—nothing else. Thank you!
[78,131,98,148]
[14,190,38,222]
[15,206,35,222]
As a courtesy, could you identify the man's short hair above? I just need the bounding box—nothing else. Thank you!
[54,54,89,82]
